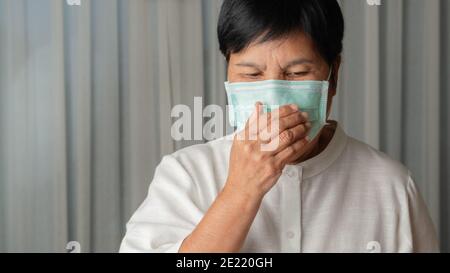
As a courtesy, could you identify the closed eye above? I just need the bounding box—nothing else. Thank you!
[242,72,262,79]
[286,71,308,77]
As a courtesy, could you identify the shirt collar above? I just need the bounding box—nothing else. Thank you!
[292,121,348,179]
[224,121,348,179]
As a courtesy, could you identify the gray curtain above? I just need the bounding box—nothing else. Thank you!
[0,0,226,252]
[0,0,448,252]
[334,0,449,251]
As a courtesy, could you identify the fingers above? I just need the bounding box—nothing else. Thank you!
[237,102,263,141]
[280,112,309,131]
[246,102,263,127]
[259,110,309,142]
[269,104,300,121]
[259,105,307,132]
[239,103,309,143]
[261,122,311,153]
[273,137,310,166]
[247,102,264,138]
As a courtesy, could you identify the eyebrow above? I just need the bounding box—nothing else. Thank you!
[234,62,266,71]
[234,58,314,71]
[282,58,314,70]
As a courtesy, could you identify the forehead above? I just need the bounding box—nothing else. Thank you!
[229,32,322,65]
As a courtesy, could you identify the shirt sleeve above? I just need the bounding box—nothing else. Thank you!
[119,155,204,253]
[404,176,440,253]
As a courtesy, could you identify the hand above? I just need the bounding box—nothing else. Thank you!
[179,103,311,253]
[225,102,312,199]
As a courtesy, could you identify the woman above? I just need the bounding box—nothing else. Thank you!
[120,0,438,253]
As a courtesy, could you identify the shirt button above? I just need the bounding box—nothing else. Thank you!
[286,169,296,178]
[286,231,295,239]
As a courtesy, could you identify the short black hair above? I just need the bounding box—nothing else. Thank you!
[217,0,344,65]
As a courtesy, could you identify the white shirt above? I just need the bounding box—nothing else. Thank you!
[119,122,439,253]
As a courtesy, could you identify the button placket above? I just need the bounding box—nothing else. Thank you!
[298,167,303,253]
[281,166,301,252]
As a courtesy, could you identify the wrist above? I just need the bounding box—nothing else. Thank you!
[221,182,265,207]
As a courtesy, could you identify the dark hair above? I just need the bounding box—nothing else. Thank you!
[217,0,344,65]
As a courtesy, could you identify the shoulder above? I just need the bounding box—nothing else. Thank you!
[340,136,411,188]
[151,135,233,182]
[160,135,233,186]
[170,135,233,165]
[147,136,233,207]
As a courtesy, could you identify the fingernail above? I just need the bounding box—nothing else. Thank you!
[290,104,298,111]
[302,112,309,119]
[304,136,311,142]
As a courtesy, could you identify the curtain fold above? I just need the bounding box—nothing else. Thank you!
[334,0,449,250]
[0,0,448,252]
[440,0,450,253]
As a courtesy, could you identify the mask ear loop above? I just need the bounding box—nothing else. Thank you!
[326,66,333,82]
[324,66,333,126]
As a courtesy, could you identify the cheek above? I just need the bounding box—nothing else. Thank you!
[226,66,231,81]
[227,75,241,84]
[227,68,241,83]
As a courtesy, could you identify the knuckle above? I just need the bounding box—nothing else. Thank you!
[243,144,253,153]
[296,124,306,135]
[286,145,296,155]
[265,163,278,177]
[280,130,293,143]
[292,124,305,135]
[301,124,308,134]
[269,118,280,131]
[251,151,264,162]
[283,104,295,114]
[279,119,288,130]
[270,159,282,171]
[296,139,307,149]
[279,106,288,116]
[296,112,304,122]
[259,131,272,143]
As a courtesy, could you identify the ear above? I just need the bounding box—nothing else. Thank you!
[325,56,341,119]
[329,55,341,96]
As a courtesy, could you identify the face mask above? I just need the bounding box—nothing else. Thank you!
[225,69,331,141]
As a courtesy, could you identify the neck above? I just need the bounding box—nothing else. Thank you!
[290,122,336,165]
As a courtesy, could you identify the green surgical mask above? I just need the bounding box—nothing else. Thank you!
[225,69,331,141]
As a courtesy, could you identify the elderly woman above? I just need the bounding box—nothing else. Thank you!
[120,0,438,253]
